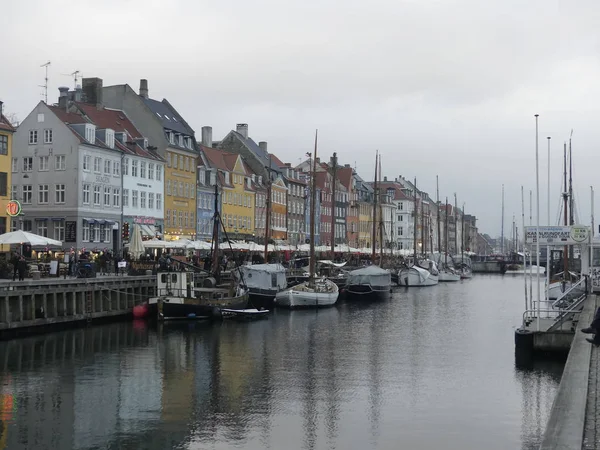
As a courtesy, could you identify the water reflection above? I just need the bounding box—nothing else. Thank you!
[0,276,563,450]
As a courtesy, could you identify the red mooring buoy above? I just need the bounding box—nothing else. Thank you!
[132,303,149,319]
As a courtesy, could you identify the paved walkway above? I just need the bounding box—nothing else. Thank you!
[584,295,600,449]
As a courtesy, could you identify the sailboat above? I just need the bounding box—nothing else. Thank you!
[398,179,439,287]
[457,201,473,279]
[436,179,460,282]
[547,138,584,300]
[148,184,256,321]
[275,130,339,308]
[345,151,392,300]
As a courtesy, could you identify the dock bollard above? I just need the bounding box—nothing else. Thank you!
[514,328,534,353]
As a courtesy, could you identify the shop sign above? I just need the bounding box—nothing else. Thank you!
[6,200,21,217]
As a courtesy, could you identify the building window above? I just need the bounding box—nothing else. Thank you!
[28,130,38,144]
[0,135,7,155]
[132,190,138,208]
[184,157,189,171]
[184,183,189,198]
[123,158,129,175]
[123,189,129,207]
[156,193,162,210]
[90,223,98,242]
[148,192,154,209]
[38,184,48,204]
[55,155,66,170]
[55,184,65,203]
[85,125,95,143]
[83,155,90,171]
[178,182,183,197]
[11,158,17,173]
[166,209,171,227]
[172,154,177,169]
[23,157,33,172]
[140,161,146,178]
[184,211,188,228]
[131,160,138,177]
[156,165,162,181]
[10,185,17,199]
[140,191,146,208]
[93,185,101,205]
[104,159,111,175]
[190,186,194,199]
[179,211,183,227]
[22,220,32,232]
[0,172,6,197]
[83,184,90,204]
[179,155,184,170]
[44,129,53,144]
[37,220,48,237]
[93,157,101,173]
[104,187,111,206]
[148,163,154,180]
[113,161,120,177]
[39,156,49,171]
[54,220,65,241]
[105,130,115,149]
[102,224,111,243]
[167,180,171,196]
[83,220,90,241]
[166,153,171,167]
[113,188,120,207]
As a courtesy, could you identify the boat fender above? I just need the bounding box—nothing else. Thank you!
[210,307,223,321]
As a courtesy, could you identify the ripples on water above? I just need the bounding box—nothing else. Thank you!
[0,275,563,450]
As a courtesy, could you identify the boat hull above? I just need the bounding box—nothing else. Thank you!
[345,284,391,301]
[275,280,339,308]
[248,289,277,310]
[398,267,438,286]
[548,281,585,300]
[150,294,249,321]
[438,270,461,282]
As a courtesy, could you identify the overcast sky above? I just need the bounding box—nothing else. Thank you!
[2,0,600,237]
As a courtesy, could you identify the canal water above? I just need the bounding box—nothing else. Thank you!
[0,275,563,450]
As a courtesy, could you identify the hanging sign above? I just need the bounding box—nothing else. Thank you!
[6,200,21,217]
[525,225,590,245]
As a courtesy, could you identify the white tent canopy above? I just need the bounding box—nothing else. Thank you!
[0,230,62,247]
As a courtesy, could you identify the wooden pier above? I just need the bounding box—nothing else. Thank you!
[0,275,155,339]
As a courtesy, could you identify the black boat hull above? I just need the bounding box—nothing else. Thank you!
[155,295,249,321]
[248,290,276,310]
[345,284,391,301]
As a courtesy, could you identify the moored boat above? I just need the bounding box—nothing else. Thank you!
[237,263,287,309]
[275,278,339,308]
[398,263,439,287]
[346,265,392,300]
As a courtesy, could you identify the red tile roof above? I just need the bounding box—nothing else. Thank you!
[47,106,87,125]
[269,153,285,168]
[75,103,143,139]
[0,114,15,132]
[201,145,234,172]
[337,166,353,190]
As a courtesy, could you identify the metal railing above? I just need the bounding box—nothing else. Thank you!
[551,277,587,309]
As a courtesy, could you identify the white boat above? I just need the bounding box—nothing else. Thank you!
[459,267,473,279]
[275,278,339,308]
[398,264,439,287]
[345,265,392,300]
[548,278,585,300]
[438,269,461,282]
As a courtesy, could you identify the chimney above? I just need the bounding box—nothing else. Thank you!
[139,79,149,99]
[201,126,213,147]
[384,176,388,182]
[58,87,69,109]
[82,77,103,110]
[236,123,248,139]
[74,85,82,102]
[0,101,3,115]
[259,141,268,152]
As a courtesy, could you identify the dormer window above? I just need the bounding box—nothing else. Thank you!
[178,135,184,147]
[258,176,262,185]
[224,172,230,184]
[85,124,96,144]
[168,132,175,145]
[105,129,115,149]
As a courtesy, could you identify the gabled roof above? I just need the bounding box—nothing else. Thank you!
[0,112,15,132]
[75,103,142,139]
[337,167,353,190]
[229,130,282,173]
[47,105,87,125]
[141,98,193,136]
[201,145,238,173]
[269,153,285,168]
[377,182,412,201]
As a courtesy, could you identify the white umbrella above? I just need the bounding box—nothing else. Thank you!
[0,230,62,247]
[140,239,175,249]
[129,224,144,259]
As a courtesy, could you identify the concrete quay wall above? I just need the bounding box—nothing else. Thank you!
[0,276,156,339]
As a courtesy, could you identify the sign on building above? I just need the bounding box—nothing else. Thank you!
[525,225,590,245]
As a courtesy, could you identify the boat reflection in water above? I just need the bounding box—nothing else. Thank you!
[0,276,564,450]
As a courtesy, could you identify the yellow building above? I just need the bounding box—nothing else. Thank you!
[165,148,197,239]
[0,104,14,239]
[270,176,287,240]
[358,201,371,248]
[203,147,255,241]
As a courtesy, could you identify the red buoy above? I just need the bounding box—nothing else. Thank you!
[133,303,149,319]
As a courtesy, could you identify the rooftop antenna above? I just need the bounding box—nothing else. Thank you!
[61,70,81,89]
[39,61,51,103]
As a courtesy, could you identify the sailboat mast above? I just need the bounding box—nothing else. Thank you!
[211,183,221,280]
[462,203,466,261]
[436,176,441,253]
[501,184,505,254]
[454,193,458,255]
[421,194,426,255]
[309,130,318,280]
[563,142,568,276]
[371,152,378,263]
[568,136,574,266]
[445,197,448,266]
[330,152,337,255]
[378,154,384,264]
[264,154,273,261]
[413,178,418,259]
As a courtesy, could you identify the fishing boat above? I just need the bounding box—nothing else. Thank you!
[345,151,391,300]
[237,263,287,309]
[275,130,340,309]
